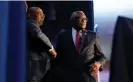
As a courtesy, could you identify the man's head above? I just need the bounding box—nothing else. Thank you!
[70,11,88,30]
[28,7,45,26]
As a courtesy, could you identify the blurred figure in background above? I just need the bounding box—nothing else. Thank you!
[27,7,57,82]
[24,1,28,12]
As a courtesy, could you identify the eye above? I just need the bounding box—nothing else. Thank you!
[78,18,88,22]
[82,18,88,22]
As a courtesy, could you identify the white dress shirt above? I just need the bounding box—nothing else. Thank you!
[72,27,82,46]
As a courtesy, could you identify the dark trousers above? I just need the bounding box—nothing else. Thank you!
[27,60,50,82]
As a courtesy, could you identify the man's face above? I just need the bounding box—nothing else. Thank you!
[36,9,45,26]
[73,13,88,30]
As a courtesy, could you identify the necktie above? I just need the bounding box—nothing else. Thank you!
[76,31,80,51]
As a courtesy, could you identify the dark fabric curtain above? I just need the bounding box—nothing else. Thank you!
[0,1,26,82]
[110,16,133,82]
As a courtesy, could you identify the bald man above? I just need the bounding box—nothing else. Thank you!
[27,7,57,82]
[48,11,106,82]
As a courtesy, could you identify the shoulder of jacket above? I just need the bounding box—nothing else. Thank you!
[86,30,96,35]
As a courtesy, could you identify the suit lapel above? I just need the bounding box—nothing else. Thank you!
[67,29,78,54]
[67,29,94,54]
[79,30,86,53]
[79,30,95,54]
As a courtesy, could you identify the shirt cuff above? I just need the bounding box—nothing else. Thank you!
[49,46,54,52]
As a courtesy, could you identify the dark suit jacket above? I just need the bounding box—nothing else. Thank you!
[27,19,53,81]
[48,29,106,82]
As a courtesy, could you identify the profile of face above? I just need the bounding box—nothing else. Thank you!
[25,1,28,12]
[36,8,45,26]
[71,11,88,30]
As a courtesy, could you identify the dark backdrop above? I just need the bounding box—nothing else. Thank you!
[27,1,94,40]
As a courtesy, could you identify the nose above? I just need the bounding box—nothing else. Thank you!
[83,18,88,22]
[82,19,87,23]
[41,15,44,20]
[83,19,87,23]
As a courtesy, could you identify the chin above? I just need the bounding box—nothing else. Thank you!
[82,26,86,29]
[39,22,43,26]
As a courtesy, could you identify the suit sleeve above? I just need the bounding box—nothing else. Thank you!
[94,34,106,71]
[55,29,65,50]
[28,23,53,51]
[52,29,65,65]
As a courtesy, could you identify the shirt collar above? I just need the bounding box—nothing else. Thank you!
[72,27,77,34]
[72,27,84,33]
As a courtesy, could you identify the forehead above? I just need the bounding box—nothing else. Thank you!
[71,11,86,18]
[77,13,86,17]
[36,8,43,13]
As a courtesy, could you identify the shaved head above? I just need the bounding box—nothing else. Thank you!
[28,7,45,26]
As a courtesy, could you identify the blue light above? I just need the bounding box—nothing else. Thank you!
[94,24,98,32]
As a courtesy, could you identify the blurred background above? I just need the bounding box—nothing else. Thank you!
[94,0,133,60]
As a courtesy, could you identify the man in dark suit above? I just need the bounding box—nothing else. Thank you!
[48,11,106,82]
[27,7,57,82]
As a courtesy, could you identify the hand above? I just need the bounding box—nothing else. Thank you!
[89,62,101,76]
[49,48,57,59]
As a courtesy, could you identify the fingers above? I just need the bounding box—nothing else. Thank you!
[49,48,57,59]
[89,62,100,76]
[89,63,96,72]
[50,49,57,59]
[89,62,101,72]
[89,65,98,73]
[52,53,57,59]
[90,66,98,76]
[90,67,98,76]
[91,70,98,77]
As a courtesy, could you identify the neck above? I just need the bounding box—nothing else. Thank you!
[30,18,40,26]
[73,27,83,32]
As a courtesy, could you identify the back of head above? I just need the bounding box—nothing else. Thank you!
[27,7,39,19]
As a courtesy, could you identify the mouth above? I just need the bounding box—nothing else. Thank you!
[81,23,86,26]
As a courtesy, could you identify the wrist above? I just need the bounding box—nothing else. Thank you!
[96,62,101,68]
[49,46,54,52]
